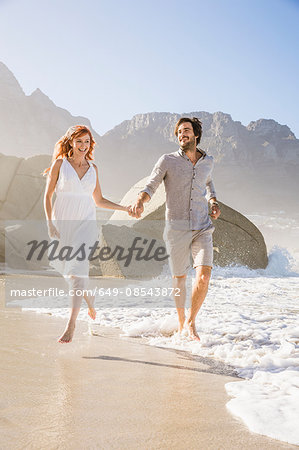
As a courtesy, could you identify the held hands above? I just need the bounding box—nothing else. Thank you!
[118,205,144,218]
[47,221,60,239]
[127,200,144,218]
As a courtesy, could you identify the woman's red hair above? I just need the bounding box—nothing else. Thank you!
[43,125,96,175]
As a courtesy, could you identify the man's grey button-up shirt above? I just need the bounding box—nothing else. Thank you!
[140,148,216,231]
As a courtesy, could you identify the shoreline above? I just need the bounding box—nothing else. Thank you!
[0,302,296,449]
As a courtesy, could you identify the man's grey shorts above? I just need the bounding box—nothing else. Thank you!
[163,226,215,277]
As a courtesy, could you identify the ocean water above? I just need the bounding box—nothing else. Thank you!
[246,210,299,273]
[16,212,299,446]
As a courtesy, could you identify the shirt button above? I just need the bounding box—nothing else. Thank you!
[190,208,192,211]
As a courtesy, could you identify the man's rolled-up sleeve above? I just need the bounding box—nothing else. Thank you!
[139,155,167,199]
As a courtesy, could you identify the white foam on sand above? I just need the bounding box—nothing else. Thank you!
[17,247,299,446]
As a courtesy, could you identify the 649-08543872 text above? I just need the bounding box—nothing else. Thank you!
[9,287,181,298]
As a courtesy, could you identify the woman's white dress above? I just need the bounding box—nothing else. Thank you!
[51,157,98,278]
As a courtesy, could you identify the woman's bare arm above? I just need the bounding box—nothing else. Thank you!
[92,164,128,212]
[44,159,62,238]
[44,159,62,220]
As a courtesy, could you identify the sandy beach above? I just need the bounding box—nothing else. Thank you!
[0,277,296,450]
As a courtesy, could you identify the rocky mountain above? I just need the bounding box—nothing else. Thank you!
[0,62,101,157]
[1,61,298,215]
[97,112,299,212]
[99,110,298,166]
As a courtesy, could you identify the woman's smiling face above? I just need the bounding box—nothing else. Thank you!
[71,133,91,155]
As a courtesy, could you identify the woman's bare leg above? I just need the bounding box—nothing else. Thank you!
[83,293,96,320]
[82,278,96,320]
[58,276,85,343]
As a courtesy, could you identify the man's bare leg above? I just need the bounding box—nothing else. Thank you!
[58,276,83,343]
[186,265,211,341]
[172,275,187,333]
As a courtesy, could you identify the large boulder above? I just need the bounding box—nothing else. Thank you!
[109,177,268,272]
[0,153,51,221]
[0,153,51,263]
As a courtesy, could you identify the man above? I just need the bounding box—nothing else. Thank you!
[130,117,220,340]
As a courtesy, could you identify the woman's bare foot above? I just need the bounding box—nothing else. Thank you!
[186,321,200,341]
[88,307,96,320]
[84,294,96,320]
[58,322,75,343]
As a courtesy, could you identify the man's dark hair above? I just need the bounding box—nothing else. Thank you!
[174,117,203,145]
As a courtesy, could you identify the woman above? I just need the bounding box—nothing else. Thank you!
[44,125,130,343]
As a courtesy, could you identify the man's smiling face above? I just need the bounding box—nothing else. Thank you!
[177,122,197,150]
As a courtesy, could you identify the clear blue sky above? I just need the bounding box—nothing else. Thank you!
[0,0,298,137]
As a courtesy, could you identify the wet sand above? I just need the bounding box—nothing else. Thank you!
[0,283,296,449]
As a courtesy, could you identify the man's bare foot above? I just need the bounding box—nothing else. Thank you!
[178,323,184,333]
[178,328,188,338]
[177,315,185,333]
[186,321,200,341]
[58,323,75,343]
[176,319,188,337]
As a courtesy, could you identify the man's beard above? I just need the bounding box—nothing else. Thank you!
[180,136,196,151]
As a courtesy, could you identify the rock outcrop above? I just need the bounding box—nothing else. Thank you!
[0,153,51,263]
[0,62,101,158]
[0,153,51,221]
